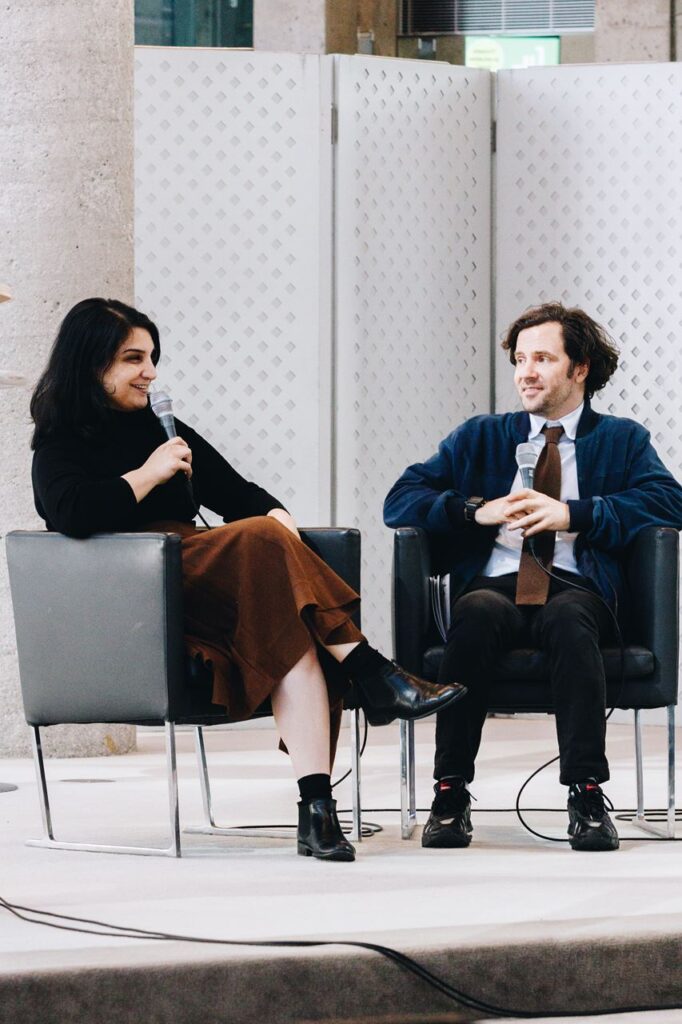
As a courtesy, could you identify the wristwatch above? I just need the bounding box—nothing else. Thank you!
[464,496,486,524]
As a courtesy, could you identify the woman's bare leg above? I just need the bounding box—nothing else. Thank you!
[325,640,361,662]
[270,645,331,778]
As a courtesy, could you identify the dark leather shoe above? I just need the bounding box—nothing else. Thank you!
[297,798,356,861]
[567,781,619,851]
[357,663,467,726]
[421,780,473,849]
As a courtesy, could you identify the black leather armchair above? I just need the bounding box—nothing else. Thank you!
[392,525,678,839]
[6,527,362,857]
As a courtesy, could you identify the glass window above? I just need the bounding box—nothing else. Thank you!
[135,0,253,48]
[400,1,594,36]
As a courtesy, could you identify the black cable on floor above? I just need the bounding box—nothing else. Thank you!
[218,819,383,839]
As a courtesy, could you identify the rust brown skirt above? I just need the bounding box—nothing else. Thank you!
[142,516,362,757]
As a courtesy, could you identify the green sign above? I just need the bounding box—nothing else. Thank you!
[465,36,560,71]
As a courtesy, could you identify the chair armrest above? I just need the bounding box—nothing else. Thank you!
[392,527,432,673]
[6,531,186,725]
[300,527,361,629]
[626,525,679,704]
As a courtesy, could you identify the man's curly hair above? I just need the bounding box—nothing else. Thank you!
[501,302,620,399]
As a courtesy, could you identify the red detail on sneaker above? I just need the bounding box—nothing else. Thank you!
[586,784,600,791]
[438,782,451,791]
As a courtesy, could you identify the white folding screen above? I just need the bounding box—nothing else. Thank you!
[136,50,493,651]
[334,56,492,648]
[135,49,333,524]
[495,62,682,473]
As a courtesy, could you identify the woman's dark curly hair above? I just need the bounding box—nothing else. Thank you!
[501,302,619,400]
[30,297,160,448]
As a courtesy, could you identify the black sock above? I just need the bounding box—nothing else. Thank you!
[341,639,390,681]
[297,773,332,803]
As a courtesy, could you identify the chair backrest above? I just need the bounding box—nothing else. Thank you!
[7,531,186,725]
[7,526,362,727]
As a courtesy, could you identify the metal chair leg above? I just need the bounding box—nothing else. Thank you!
[666,704,676,839]
[349,708,362,843]
[31,725,55,841]
[634,708,645,820]
[633,705,677,839]
[400,719,417,839]
[165,720,181,857]
[194,724,217,826]
[185,725,293,840]
[27,722,182,857]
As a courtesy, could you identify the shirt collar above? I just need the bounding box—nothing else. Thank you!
[528,401,584,442]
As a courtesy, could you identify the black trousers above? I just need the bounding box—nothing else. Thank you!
[435,571,613,786]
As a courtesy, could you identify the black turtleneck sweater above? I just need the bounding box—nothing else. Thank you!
[32,406,283,538]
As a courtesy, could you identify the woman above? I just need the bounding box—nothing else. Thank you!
[30,298,465,862]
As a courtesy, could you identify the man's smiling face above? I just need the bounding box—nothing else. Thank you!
[513,320,588,420]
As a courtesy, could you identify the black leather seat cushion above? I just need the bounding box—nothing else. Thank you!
[421,644,658,712]
[423,645,655,683]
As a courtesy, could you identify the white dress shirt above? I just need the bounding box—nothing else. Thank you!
[482,402,583,578]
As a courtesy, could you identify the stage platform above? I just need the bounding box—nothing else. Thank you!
[0,716,681,1024]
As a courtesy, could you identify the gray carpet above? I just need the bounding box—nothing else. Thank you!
[2,932,681,1024]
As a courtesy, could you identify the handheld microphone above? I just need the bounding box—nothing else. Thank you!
[149,390,177,440]
[516,442,541,554]
[149,390,212,530]
[515,442,539,489]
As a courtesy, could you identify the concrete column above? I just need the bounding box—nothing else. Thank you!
[560,34,596,64]
[357,0,397,57]
[594,0,671,62]
[0,1,136,758]
[254,0,358,54]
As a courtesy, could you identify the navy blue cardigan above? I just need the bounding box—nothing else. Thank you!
[384,402,682,625]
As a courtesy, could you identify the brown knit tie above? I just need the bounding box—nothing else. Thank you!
[515,425,564,606]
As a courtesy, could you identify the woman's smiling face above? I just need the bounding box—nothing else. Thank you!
[101,327,157,411]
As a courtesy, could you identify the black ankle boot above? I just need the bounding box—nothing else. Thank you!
[297,798,356,862]
[356,663,467,726]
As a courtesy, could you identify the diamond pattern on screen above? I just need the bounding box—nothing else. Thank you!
[135,49,331,523]
[334,57,493,649]
[495,64,682,709]
[495,63,682,473]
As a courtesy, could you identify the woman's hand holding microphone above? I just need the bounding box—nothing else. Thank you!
[122,437,193,503]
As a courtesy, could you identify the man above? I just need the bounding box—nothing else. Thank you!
[384,303,682,852]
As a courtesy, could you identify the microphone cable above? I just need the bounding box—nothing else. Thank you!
[185,480,213,530]
[511,543,628,844]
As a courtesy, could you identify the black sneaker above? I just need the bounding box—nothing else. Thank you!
[421,778,473,848]
[567,781,619,851]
